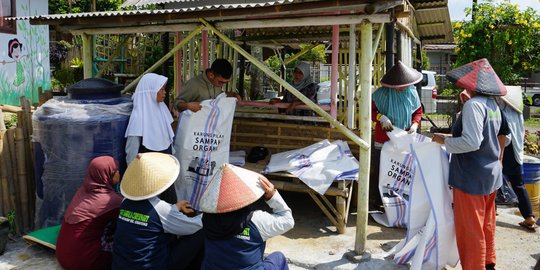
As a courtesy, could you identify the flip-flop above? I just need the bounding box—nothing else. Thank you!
[519,221,538,231]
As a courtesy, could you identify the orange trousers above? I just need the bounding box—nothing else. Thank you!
[453,188,496,270]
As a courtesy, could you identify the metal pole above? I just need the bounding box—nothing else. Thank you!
[200,18,369,150]
[122,25,204,94]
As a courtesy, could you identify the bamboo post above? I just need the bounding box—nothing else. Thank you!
[200,18,369,150]
[19,97,35,226]
[82,33,93,79]
[5,128,21,235]
[354,22,373,255]
[14,127,29,232]
[122,25,205,94]
[0,129,9,216]
[0,109,5,131]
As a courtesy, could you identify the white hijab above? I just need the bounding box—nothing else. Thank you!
[125,73,174,151]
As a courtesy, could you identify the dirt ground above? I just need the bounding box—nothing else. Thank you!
[1,121,539,269]
[0,191,539,270]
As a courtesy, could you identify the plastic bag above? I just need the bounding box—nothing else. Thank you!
[496,176,518,205]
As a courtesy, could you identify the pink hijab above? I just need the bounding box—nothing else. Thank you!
[64,156,123,224]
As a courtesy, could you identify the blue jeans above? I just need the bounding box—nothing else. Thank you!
[264,252,289,270]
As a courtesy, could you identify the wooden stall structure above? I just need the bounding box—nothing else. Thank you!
[15,0,452,254]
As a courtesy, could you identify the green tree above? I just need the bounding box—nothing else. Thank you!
[49,0,124,14]
[264,44,326,80]
[453,1,540,84]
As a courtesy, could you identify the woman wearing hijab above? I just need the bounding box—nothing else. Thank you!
[56,156,123,270]
[125,73,175,165]
[125,73,177,203]
[270,61,318,116]
[369,61,423,210]
[199,164,294,270]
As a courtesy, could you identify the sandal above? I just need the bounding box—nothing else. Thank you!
[518,221,538,231]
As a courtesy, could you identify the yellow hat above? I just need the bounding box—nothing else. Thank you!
[120,152,180,201]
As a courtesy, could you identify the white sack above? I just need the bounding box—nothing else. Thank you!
[389,142,458,270]
[173,94,236,209]
[265,140,358,195]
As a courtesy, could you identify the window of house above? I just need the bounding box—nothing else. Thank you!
[0,0,17,34]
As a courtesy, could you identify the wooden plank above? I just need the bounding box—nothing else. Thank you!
[308,192,339,229]
[0,104,22,113]
[234,112,327,122]
[273,180,348,198]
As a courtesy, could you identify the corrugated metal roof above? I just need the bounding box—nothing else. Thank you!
[411,0,453,44]
[121,0,292,8]
[7,1,294,21]
[7,0,452,45]
[423,44,457,51]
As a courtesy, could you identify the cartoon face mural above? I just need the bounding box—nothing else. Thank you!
[0,1,51,106]
[7,38,26,86]
[8,39,22,60]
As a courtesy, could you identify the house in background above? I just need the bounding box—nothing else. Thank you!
[423,43,457,90]
[0,0,50,106]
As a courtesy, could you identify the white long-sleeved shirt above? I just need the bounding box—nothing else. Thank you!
[251,191,295,241]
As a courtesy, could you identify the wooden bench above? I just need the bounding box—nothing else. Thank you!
[230,109,360,234]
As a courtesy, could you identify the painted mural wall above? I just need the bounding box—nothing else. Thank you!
[0,0,50,106]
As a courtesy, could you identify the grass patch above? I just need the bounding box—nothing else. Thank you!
[525,118,540,128]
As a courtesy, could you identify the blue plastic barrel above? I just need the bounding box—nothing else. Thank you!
[32,78,132,229]
[523,155,540,184]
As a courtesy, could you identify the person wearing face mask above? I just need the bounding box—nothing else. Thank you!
[174,58,240,113]
[369,61,423,210]
[269,61,318,116]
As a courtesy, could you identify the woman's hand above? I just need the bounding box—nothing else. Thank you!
[259,176,276,201]
[286,100,302,114]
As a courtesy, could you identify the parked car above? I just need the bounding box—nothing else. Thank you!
[420,70,437,113]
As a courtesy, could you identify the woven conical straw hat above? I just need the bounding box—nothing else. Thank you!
[120,152,180,201]
[501,86,523,113]
[199,164,265,213]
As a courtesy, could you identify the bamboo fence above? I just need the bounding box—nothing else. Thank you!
[0,97,36,235]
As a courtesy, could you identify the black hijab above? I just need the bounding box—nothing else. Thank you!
[202,205,254,240]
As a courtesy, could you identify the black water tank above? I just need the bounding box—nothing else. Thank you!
[33,78,132,228]
[67,78,123,100]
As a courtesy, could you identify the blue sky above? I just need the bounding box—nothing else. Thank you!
[448,0,540,21]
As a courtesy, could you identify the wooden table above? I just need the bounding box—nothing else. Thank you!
[241,162,354,234]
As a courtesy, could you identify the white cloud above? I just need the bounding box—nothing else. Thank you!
[448,0,540,21]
